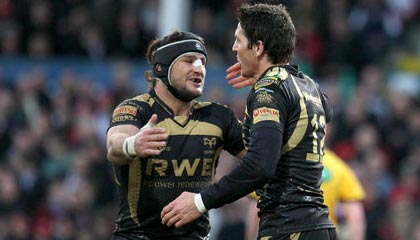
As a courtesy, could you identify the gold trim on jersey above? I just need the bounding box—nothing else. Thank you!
[134,93,155,107]
[157,118,223,138]
[192,101,212,109]
[282,75,308,153]
[306,152,321,161]
[212,146,223,182]
[290,232,301,240]
[174,116,189,125]
[113,168,121,186]
[128,158,141,225]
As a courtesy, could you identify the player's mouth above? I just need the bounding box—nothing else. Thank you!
[189,76,203,86]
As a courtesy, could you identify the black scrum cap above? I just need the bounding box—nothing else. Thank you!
[151,32,207,102]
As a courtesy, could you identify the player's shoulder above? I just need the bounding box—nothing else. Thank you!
[117,92,149,103]
[254,66,289,91]
[193,101,230,111]
[192,101,236,119]
[112,93,153,114]
[116,93,154,107]
[132,93,155,106]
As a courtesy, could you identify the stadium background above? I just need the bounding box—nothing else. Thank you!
[0,0,419,239]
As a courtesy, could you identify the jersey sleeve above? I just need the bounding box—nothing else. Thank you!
[108,98,147,129]
[201,127,283,209]
[249,83,287,132]
[200,83,286,210]
[222,107,245,156]
[321,92,333,123]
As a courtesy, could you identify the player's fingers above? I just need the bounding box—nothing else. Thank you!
[144,127,166,134]
[227,76,246,85]
[146,140,167,149]
[143,114,158,128]
[175,218,188,228]
[232,78,256,89]
[226,62,241,73]
[142,148,163,156]
[166,214,182,227]
[161,203,173,218]
[226,70,241,81]
[161,206,177,226]
[145,133,168,142]
[232,81,250,89]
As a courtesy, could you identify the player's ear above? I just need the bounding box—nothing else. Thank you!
[255,40,265,57]
[155,64,163,72]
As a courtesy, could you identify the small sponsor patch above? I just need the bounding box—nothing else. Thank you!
[253,107,280,124]
[255,91,274,104]
[254,80,273,90]
[111,115,136,123]
[112,105,138,117]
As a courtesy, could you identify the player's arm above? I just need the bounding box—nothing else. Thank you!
[201,125,282,208]
[342,201,366,240]
[245,196,259,240]
[107,114,168,165]
[338,158,366,240]
[107,124,141,165]
[161,126,282,227]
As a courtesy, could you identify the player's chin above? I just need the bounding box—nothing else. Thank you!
[185,89,203,100]
[192,91,203,99]
[189,85,203,94]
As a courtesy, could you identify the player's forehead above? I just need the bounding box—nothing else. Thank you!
[179,52,205,59]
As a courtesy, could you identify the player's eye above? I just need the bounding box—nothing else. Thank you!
[200,57,206,65]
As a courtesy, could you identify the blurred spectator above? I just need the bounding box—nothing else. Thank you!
[108,6,153,58]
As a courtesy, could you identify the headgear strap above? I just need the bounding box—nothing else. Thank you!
[151,32,207,102]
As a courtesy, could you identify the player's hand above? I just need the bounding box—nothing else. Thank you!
[161,192,203,228]
[134,114,168,157]
[226,62,256,89]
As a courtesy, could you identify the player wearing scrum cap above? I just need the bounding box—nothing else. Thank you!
[106,30,246,239]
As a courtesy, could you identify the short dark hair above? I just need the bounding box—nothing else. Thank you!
[237,3,296,64]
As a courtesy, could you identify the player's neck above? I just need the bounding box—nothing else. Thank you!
[155,83,192,116]
[255,58,276,80]
[256,58,288,79]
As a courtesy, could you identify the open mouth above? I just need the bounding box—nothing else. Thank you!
[189,76,202,84]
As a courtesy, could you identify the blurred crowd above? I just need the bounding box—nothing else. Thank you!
[0,0,419,239]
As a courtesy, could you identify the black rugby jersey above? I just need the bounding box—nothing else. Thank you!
[200,65,335,236]
[108,90,244,239]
